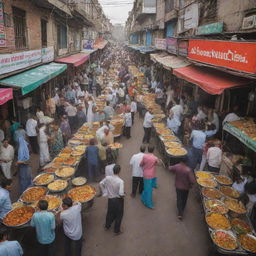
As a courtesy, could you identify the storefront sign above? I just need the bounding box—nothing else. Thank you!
[83,40,94,50]
[188,39,256,74]
[155,38,166,50]
[197,22,223,35]
[166,37,177,54]
[0,88,13,105]
[42,47,54,63]
[0,49,42,75]
[178,40,189,57]
[0,2,6,47]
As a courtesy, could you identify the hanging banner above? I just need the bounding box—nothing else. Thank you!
[0,88,13,105]
[166,37,177,54]
[188,39,256,74]
[0,2,6,47]
[178,40,189,57]
[0,49,42,75]
[197,22,223,35]
[42,47,54,63]
[154,38,166,50]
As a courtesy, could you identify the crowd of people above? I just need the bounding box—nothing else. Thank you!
[0,44,255,256]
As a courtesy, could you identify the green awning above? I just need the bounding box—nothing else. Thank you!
[0,62,67,95]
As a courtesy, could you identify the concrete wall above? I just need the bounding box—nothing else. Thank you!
[1,0,55,53]
[217,0,256,32]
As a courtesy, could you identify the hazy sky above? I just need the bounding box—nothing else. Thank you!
[99,0,134,25]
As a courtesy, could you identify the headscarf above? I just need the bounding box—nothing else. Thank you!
[18,137,30,162]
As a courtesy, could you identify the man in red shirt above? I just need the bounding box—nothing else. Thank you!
[169,158,195,220]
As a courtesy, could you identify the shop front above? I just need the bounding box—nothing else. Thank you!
[0,62,67,123]
[0,88,13,122]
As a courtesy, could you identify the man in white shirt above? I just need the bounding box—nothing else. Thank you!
[206,141,222,173]
[143,108,154,143]
[171,101,183,122]
[58,197,83,256]
[129,145,145,197]
[65,102,77,133]
[130,98,137,125]
[26,116,38,154]
[222,108,240,126]
[124,109,132,139]
[0,139,14,179]
[99,165,124,235]
[167,110,181,135]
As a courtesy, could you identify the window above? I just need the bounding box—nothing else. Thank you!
[57,24,67,49]
[12,7,27,49]
[41,19,47,48]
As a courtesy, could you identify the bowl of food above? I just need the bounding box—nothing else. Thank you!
[202,188,223,200]
[239,234,256,253]
[224,198,247,214]
[206,213,231,230]
[72,177,87,186]
[40,195,62,211]
[3,206,35,227]
[211,230,238,251]
[55,167,75,179]
[68,185,96,203]
[215,175,233,186]
[47,179,68,193]
[204,199,229,214]
[33,173,55,186]
[231,218,252,234]
[20,187,47,203]
[220,186,240,199]
[197,178,217,188]
[195,171,214,179]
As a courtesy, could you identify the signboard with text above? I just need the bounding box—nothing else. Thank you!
[155,38,166,50]
[178,40,189,57]
[188,39,256,74]
[0,49,42,75]
[42,47,54,63]
[197,22,223,35]
[166,37,177,54]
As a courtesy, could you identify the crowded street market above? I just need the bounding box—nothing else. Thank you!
[1,0,256,256]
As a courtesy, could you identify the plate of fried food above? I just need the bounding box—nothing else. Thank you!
[224,198,247,214]
[74,145,87,152]
[58,152,71,158]
[68,185,96,203]
[41,195,62,211]
[164,141,182,148]
[109,143,123,149]
[202,188,223,200]
[155,128,172,135]
[231,218,252,234]
[215,175,233,186]
[166,147,187,157]
[160,135,177,142]
[3,206,35,227]
[20,187,47,203]
[211,230,238,251]
[220,186,240,199]
[43,167,58,173]
[195,171,214,179]
[239,234,256,253]
[55,167,75,179]
[206,213,231,230]
[197,178,217,188]
[47,179,68,192]
[61,147,73,154]
[63,157,77,166]
[33,173,55,186]
[204,199,229,214]
[153,123,165,128]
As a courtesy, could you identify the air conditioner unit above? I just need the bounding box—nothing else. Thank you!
[242,15,256,30]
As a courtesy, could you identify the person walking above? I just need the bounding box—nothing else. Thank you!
[0,226,23,255]
[142,108,154,144]
[140,145,160,209]
[130,97,137,125]
[16,137,32,194]
[39,124,50,167]
[26,116,38,154]
[99,165,124,235]
[0,139,14,179]
[31,200,55,256]
[60,115,72,146]
[124,109,132,139]
[169,159,196,220]
[0,178,12,220]
[129,145,145,197]
[49,124,64,159]
[57,197,83,256]
[85,138,99,181]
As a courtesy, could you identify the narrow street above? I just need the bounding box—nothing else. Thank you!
[83,115,210,256]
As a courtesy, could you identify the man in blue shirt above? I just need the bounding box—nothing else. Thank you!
[0,226,23,256]
[0,178,12,220]
[189,121,206,171]
[31,200,55,256]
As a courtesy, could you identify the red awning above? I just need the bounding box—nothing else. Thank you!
[0,88,13,105]
[173,66,251,95]
[56,53,89,67]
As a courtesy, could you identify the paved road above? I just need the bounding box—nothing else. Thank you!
[83,115,210,256]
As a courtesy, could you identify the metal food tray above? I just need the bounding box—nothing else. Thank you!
[3,206,35,228]
[19,186,48,203]
[198,177,255,255]
[33,173,55,186]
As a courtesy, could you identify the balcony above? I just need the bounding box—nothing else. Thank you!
[136,0,156,21]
